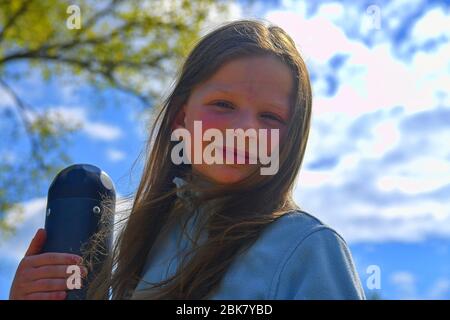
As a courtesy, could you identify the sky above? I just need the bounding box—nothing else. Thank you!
[0,0,449,299]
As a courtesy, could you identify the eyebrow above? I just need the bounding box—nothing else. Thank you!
[204,87,289,115]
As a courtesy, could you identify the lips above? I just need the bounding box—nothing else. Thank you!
[222,146,256,163]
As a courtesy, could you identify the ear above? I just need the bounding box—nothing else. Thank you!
[172,104,187,131]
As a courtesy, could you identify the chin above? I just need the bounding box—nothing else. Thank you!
[195,164,254,185]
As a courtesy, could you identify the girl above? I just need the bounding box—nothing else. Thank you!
[10,19,365,300]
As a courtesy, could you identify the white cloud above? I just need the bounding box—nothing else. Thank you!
[83,122,122,141]
[298,170,337,189]
[107,148,126,162]
[316,2,344,22]
[312,39,447,117]
[266,2,450,243]
[0,197,47,262]
[266,3,449,119]
[295,107,450,243]
[390,271,417,299]
[266,10,353,64]
[25,106,123,141]
[411,7,450,42]
[427,278,450,299]
[1,151,16,164]
[128,108,153,140]
[0,87,15,109]
[295,181,450,243]
[376,157,450,195]
[391,271,415,285]
[5,197,47,226]
[366,119,401,157]
[39,106,85,127]
[199,1,243,37]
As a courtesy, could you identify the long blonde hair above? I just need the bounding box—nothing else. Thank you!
[87,19,312,299]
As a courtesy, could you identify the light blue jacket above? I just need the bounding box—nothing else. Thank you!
[133,176,366,300]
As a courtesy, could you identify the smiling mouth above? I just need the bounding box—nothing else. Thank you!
[221,146,257,163]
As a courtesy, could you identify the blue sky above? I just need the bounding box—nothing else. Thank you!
[1,0,449,299]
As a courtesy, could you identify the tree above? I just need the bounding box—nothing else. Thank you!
[0,0,233,236]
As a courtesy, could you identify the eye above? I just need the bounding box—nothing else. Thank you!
[261,113,284,123]
[211,100,234,109]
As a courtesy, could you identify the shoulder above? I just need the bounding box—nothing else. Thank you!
[266,210,365,299]
[255,209,350,265]
[268,209,347,246]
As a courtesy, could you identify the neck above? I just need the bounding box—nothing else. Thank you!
[190,169,217,188]
[172,170,220,213]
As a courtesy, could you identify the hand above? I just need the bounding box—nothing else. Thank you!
[9,228,87,300]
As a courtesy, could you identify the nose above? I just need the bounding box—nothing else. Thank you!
[229,109,259,154]
[233,109,260,132]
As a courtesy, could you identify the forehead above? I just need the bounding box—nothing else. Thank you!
[194,56,294,109]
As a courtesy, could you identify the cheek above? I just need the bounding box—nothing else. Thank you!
[197,111,230,132]
[185,106,228,129]
[185,109,230,141]
[263,127,286,154]
[184,108,230,155]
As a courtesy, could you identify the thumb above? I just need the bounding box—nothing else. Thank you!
[24,228,47,257]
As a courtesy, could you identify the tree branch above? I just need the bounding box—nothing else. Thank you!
[0,16,185,66]
[0,78,49,171]
[0,0,34,43]
[103,73,152,106]
[0,51,168,106]
[74,0,125,37]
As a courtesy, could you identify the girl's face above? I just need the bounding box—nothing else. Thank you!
[174,55,293,184]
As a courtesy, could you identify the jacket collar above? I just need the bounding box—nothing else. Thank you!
[172,174,220,214]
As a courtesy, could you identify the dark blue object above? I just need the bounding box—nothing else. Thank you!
[43,164,115,299]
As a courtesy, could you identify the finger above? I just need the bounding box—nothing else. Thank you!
[24,229,47,257]
[30,265,88,281]
[27,252,82,268]
[28,278,71,293]
[23,291,67,300]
